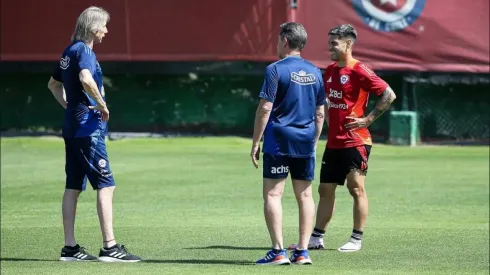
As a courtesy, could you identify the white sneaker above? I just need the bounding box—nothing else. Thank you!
[337,238,361,252]
[288,236,325,250]
[308,236,325,250]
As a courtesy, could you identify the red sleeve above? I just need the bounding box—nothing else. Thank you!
[355,62,388,96]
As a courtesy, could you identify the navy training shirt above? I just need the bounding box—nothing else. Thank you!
[52,40,106,138]
[259,56,326,157]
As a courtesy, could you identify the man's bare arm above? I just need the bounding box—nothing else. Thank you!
[79,69,106,107]
[314,105,325,148]
[47,77,67,109]
[252,99,273,147]
[365,86,396,124]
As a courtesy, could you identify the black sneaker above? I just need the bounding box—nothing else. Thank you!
[60,245,97,261]
[98,244,141,262]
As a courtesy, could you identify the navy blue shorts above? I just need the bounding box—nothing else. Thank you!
[64,135,115,191]
[263,153,315,181]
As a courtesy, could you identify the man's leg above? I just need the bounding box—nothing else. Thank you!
[82,135,141,262]
[288,157,315,265]
[347,170,368,232]
[60,138,97,261]
[338,145,371,252]
[97,186,116,248]
[292,179,314,251]
[256,154,290,265]
[62,189,81,247]
[263,177,287,250]
[312,183,337,235]
[300,148,344,250]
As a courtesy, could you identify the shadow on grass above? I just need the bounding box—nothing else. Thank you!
[143,259,253,265]
[184,245,270,251]
[0,257,253,265]
[1,258,59,262]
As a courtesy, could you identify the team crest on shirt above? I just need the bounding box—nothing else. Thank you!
[60,56,70,70]
[291,70,317,85]
[352,0,426,32]
[340,75,349,84]
[98,159,107,168]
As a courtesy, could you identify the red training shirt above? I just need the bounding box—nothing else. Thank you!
[323,59,388,149]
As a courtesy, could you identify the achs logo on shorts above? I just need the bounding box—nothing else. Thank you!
[98,159,107,168]
[352,0,426,32]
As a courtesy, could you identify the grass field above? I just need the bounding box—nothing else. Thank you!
[1,137,488,275]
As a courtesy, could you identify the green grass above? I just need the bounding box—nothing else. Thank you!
[1,137,489,275]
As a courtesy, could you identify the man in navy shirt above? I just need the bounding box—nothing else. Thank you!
[47,6,140,263]
[251,22,326,265]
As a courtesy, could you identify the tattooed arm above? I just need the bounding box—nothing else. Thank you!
[365,86,396,124]
[345,86,396,130]
[314,104,325,149]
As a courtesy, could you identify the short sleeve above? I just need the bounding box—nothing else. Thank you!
[52,62,62,82]
[316,69,327,106]
[77,45,95,73]
[356,63,388,96]
[258,65,279,103]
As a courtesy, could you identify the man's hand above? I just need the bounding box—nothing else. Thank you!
[344,116,371,130]
[89,104,110,122]
[250,144,260,169]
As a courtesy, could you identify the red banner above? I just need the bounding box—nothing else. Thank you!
[1,0,488,72]
[0,0,289,61]
[297,0,489,72]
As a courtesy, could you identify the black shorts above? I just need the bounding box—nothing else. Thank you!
[319,145,371,185]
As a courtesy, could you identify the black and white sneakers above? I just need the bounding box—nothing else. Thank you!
[98,244,141,262]
[60,245,97,262]
[60,244,141,262]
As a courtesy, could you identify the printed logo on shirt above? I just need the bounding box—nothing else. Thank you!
[60,56,70,70]
[291,70,317,85]
[329,88,343,99]
[340,75,349,84]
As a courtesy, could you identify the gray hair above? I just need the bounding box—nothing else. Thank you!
[279,22,307,51]
[71,6,110,42]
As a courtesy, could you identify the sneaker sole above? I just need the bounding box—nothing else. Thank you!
[59,257,96,262]
[256,259,291,265]
[292,259,312,265]
[98,257,141,263]
[337,248,361,253]
[288,244,324,250]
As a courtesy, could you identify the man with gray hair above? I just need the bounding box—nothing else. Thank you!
[48,6,141,262]
[252,22,326,265]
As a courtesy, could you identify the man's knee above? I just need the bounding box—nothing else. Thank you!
[264,188,284,200]
[348,186,366,198]
[263,178,286,200]
[318,184,336,198]
[292,181,313,201]
[346,169,367,199]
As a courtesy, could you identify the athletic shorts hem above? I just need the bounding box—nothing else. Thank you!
[291,176,314,181]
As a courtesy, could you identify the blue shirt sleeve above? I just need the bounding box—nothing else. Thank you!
[316,69,327,106]
[77,45,95,73]
[52,63,62,82]
[259,65,279,103]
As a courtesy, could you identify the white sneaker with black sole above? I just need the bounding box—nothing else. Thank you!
[98,244,141,262]
[60,245,97,261]
[338,238,362,252]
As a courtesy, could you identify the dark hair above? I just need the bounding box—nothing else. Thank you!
[279,22,307,51]
[328,24,358,42]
